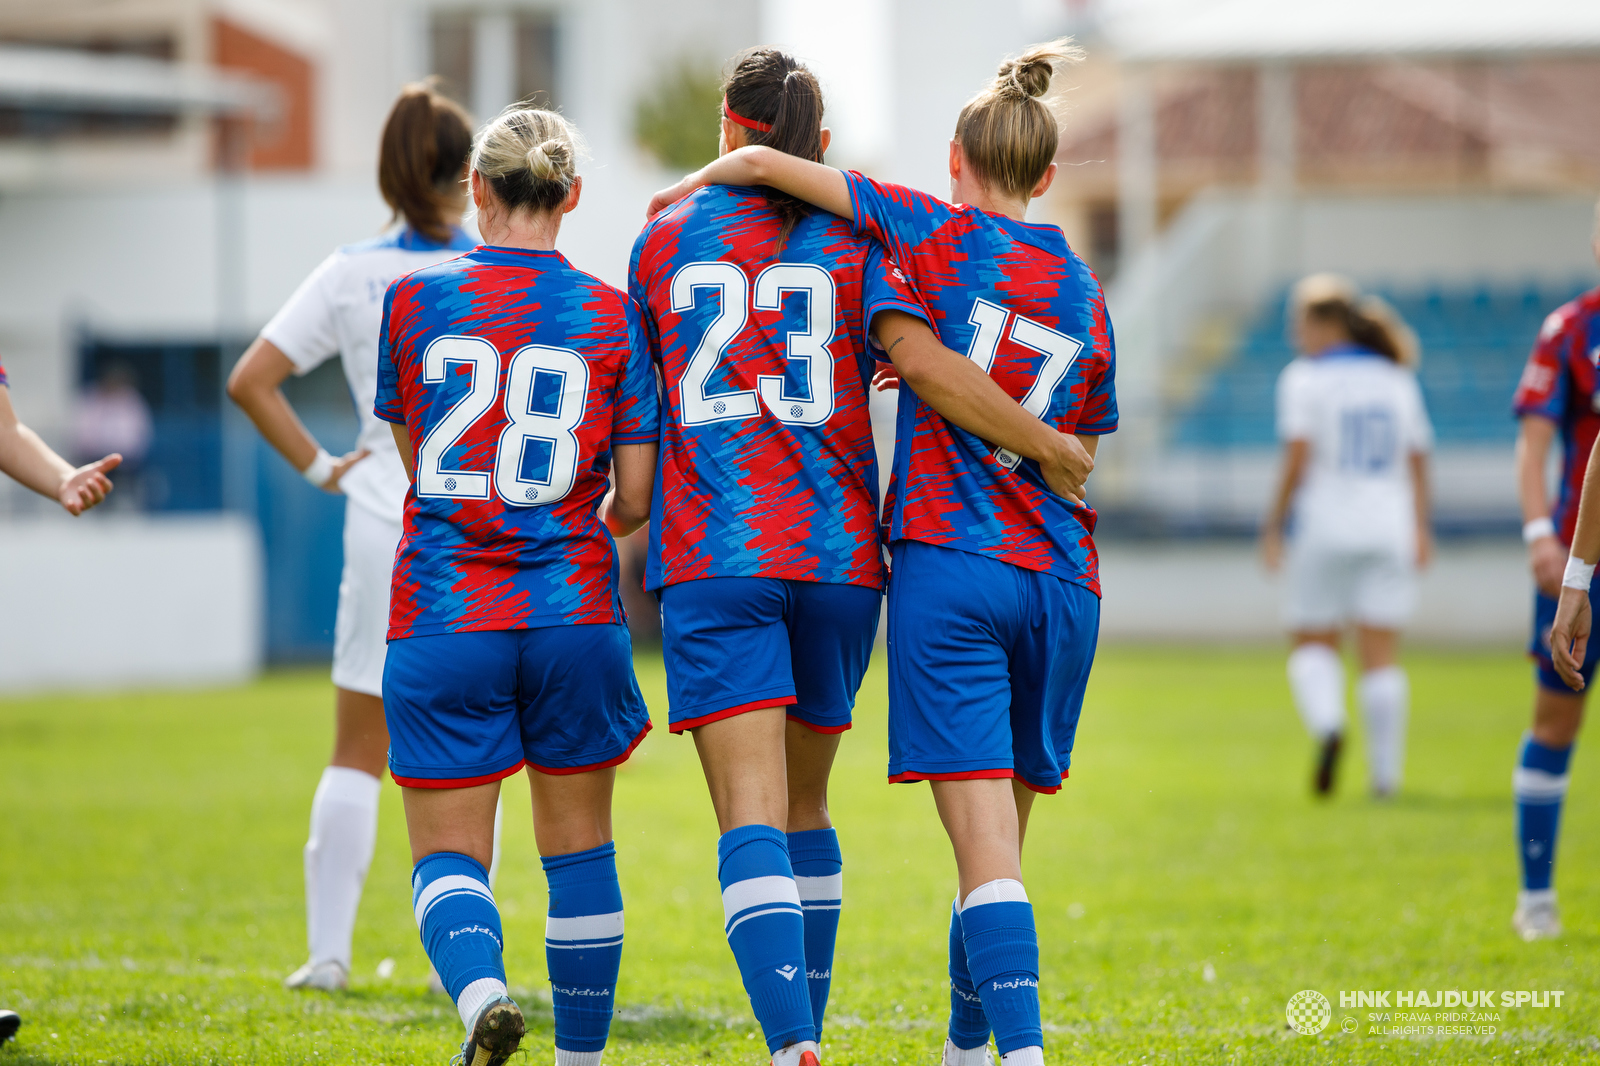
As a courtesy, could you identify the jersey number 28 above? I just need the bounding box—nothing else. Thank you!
[964,298,1084,469]
[415,334,589,506]
[670,261,837,427]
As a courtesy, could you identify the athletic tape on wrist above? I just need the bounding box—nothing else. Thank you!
[302,448,336,488]
[1524,517,1556,544]
[1563,556,1596,591]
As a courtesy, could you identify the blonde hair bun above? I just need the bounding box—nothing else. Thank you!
[954,38,1083,200]
[472,105,584,214]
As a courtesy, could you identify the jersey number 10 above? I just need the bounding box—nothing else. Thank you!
[671,261,837,427]
[415,334,589,507]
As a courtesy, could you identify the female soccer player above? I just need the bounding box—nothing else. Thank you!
[1260,275,1433,799]
[227,82,477,992]
[377,105,658,1066]
[647,40,1108,1066]
[1507,211,1600,941]
[0,357,120,514]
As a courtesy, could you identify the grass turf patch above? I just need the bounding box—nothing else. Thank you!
[0,646,1594,1065]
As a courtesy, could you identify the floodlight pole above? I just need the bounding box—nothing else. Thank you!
[1256,60,1298,285]
[216,117,255,519]
[1116,63,1157,273]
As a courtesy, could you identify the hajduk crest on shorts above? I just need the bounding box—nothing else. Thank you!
[629,183,930,594]
[842,171,1117,596]
[375,245,661,640]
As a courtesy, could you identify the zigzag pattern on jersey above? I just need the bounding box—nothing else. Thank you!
[631,185,926,593]
[377,246,660,639]
[845,171,1117,597]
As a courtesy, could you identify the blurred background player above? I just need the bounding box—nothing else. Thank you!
[0,354,121,517]
[376,105,658,1066]
[1260,275,1433,798]
[1505,201,1600,941]
[629,48,933,1066]
[651,39,1113,1066]
[226,82,476,992]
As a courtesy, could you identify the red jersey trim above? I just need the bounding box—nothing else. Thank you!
[527,720,653,775]
[887,768,1066,793]
[392,760,526,789]
[786,714,852,735]
[670,697,797,734]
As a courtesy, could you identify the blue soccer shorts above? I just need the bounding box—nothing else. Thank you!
[383,623,652,787]
[659,576,882,734]
[1530,584,1600,693]
[886,539,1100,794]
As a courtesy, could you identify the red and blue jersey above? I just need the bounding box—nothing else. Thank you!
[1512,286,1600,545]
[629,184,928,592]
[375,245,660,640]
[842,172,1118,596]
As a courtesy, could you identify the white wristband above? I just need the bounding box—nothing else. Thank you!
[301,448,336,488]
[1524,517,1556,544]
[1563,556,1596,591]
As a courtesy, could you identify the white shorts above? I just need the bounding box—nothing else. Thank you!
[1284,540,1415,631]
[330,502,403,697]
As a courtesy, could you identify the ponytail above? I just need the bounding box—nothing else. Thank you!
[1292,273,1420,367]
[377,80,474,243]
[721,47,825,246]
[954,39,1083,201]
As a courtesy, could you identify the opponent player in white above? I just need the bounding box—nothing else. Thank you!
[227,82,478,991]
[1261,274,1432,797]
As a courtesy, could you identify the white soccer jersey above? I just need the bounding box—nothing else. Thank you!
[1276,345,1433,551]
[261,225,476,524]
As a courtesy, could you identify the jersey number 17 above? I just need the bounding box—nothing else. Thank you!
[964,298,1084,469]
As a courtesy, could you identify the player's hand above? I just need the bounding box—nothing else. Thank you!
[1415,526,1434,570]
[57,453,121,515]
[872,364,901,391]
[647,177,697,220]
[1039,432,1092,504]
[1550,585,1592,691]
[1260,524,1284,572]
[319,449,370,494]
[1530,534,1565,598]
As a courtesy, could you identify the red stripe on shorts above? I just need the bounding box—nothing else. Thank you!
[527,719,654,775]
[392,760,526,789]
[670,696,796,734]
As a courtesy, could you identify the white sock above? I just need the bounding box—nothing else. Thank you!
[1359,666,1408,793]
[488,794,504,888]
[303,766,381,970]
[1519,888,1556,907]
[771,1040,820,1066]
[1287,644,1345,740]
[999,1048,1043,1066]
[960,878,1028,911]
[943,1036,992,1066]
[555,1051,604,1066]
[456,976,508,1029]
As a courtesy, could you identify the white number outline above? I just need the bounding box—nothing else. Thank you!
[415,334,589,508]
[669,259,840,428]
[417,335,498,500]
[494,344,590,506]
[961,299,1085,470]
[754,263,837,426]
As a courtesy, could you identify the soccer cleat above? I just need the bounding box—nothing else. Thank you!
[1313,733,1343,796]
[452,994,524,1066]
[283,960,348,991]
[0,1009,19,1046]
[770,1040,821,1066]
[1512,891,1562,941]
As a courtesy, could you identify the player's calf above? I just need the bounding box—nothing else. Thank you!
[543,841,626,1065]
[959,879,1042,1066]
[717,824,815,1056]
[412,852,522,1061]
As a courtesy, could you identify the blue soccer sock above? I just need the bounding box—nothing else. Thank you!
[788,827,842,1040]
[543,841,625,1057]
[947,898,992,1053]
[718,824,814,1053]
[1515,733,1573,892]
[960,879,1042,1058]
[412,852,507,1029]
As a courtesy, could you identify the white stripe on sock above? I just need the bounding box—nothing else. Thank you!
[456,976,507,1030]
[1514,767,1570,802]
[794,873,843,901]
[414,875,494,927]
[961,878,1029,911]
[725,904,802,935]
[721,875,802,924]
[554,1050,604,1066]
[545,911,624,942]
[1000,1046,1043,1066]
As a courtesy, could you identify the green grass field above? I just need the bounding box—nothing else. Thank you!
[1,647,1595,1065]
